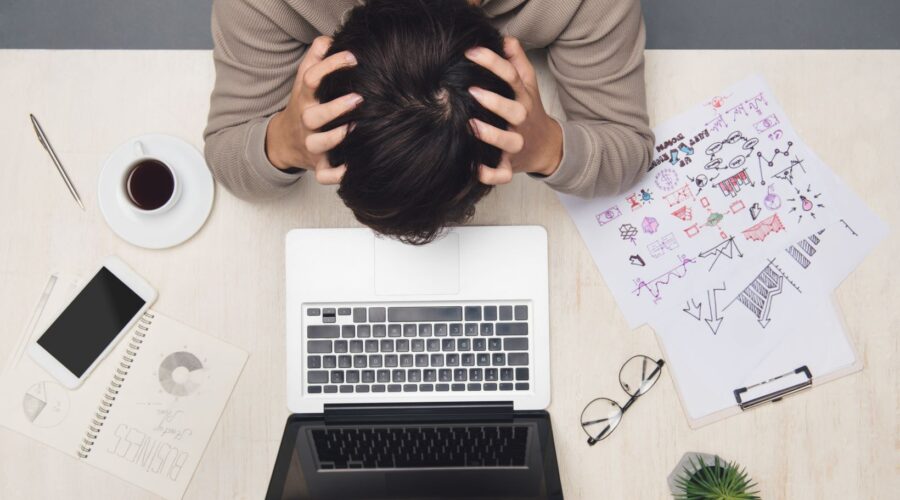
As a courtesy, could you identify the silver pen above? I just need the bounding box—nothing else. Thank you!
[30,114,85,211]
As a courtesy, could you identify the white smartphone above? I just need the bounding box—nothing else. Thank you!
[27,256,157,389]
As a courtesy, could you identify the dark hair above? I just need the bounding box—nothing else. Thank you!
[315,0,514,245]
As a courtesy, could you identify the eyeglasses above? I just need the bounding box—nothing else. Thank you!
[580,355,665,446]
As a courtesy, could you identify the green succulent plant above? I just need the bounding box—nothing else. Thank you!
[673,456,760,500]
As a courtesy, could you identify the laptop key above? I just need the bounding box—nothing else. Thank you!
[324,385,338,393]
[499,306,513,321]
[400,354,413,367]
[411,339,425,352]
[515,382,530,390]
[473,339,486,351]
[396,339,410,352]
[339,385,353,393]
[308,341,333,353]
[449,323,462,336]
[368,307,386,322]
[484,306,498,321]
[388,325,402,337]
[341,325,355,338]
[357,325,371,338]
[500,368,514,381]
[484,383,498,391]
[453,369,467,381]
[492,353,506,366]
[372,384,386,392]
[392,370,406,383]
[465,306,482,321]
[353,308,367,323]
[403,324,417,337]
[415,354,428,367]
[331,371,344,384]
[307,308,321,316]
[418,324,432,337]
[308,385,322,393]
[403,384,418,392]
[488,338,502,351]
[408,369,422,382]
[323,355,336,368]
[377,370,390,382]
[485,368,498,381]
[458,339,471,351]
[469,368,483,381]
[430,354,444,367]
[514,306,528,320]
[464,323,478,336]
[435,323,448,336]
[338,355,352,368]
[477,354,490,366]
[462,353,475,366]
[480,323,493,336]
[441,339,455,351]
[380,340,394,352]
[452,384,465,391]
[364,340,378,353]
[346,370,360,383]
[508,353,529,366]
[356,385,370,393]
[439,369,453,382]
[388,384,401,392]
[338,308,351,316]
[373,324,386,337]
[427,339,440,352]
[307,371,328,384]
[307,355,321,368]
[424,369,437,382]
[388,306,463,322]
[504,338,529,351]
[420,384,434,392]
[437,383,450,391]
[385,355,398,367]
[334,341,348,353]
[446,354,459,366]
[500,382,513,390]
[368,355,383,368]
[516,368,530,380]
[308,325,339,338]
[350,340,363,353]
[362,370,375,383]
[496,322,528,336]
[467,383,482,391]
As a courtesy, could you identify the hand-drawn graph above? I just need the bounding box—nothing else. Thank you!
[22,381,70,428]
[647,232,679,258]
[595,206,622,226]
[755,141,795,185]
[771,156,806,185]
[704,131,759,171]
[698,237,743,271]
[672,205,693,221]
[742,213,785,242]
[786,184,824,222]
[785,231,824,269]
[686,173,717,195]
[724,260,800,328]
[681,284,727,335]
[664,184,694,207]
[714,168,754,197]
[159,351,205,397]
[632,255,697,303]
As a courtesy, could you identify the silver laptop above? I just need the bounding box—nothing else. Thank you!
[285,226,550,413]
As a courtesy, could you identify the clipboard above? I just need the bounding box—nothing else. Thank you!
[654,295,862,429]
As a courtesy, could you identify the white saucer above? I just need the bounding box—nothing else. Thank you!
[98,134,214,250]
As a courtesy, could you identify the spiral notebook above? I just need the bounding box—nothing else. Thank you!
[0,274,247,499]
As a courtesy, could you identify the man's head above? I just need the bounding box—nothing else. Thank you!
[315,0,513,245]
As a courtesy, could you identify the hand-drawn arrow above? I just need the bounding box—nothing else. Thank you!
[704,285,726,335]
[757,274,784,328]
[682,299,702,320]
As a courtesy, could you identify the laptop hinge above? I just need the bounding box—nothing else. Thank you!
[323,401,514,424]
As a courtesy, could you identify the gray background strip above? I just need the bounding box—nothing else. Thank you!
[1,0,898,50]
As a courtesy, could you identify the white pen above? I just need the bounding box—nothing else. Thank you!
[30,114,85,211]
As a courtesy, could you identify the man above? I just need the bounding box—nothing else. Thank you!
[204,0,653,243]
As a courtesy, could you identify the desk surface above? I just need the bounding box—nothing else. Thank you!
[0,50,897,499]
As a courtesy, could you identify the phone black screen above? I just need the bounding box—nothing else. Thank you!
[37,267,146,377]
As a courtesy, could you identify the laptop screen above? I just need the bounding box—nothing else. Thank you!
[267,413,563,500]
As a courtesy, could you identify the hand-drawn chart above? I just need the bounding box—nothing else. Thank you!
[158,351,206,397]
[22,381,69,428]
[558,76,839,327]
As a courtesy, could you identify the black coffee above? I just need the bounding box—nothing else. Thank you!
[125,159,175,210]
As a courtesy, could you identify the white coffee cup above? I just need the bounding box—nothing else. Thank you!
[123,141,181,214]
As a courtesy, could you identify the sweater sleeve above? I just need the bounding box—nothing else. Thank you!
[540,0,654,197]
[203,0,313,200]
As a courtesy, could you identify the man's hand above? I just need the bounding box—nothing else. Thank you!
[265,36,362,184]
[465,37,563,185]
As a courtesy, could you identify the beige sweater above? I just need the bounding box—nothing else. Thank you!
[204,0,653,200]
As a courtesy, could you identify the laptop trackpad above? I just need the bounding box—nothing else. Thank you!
[374,233,460,296]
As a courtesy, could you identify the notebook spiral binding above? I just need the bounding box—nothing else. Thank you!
[77,311,154,459]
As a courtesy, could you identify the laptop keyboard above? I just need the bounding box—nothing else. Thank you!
[303,303,532,394]
[311,424,529,469]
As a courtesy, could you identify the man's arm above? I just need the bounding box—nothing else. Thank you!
[203,0,313,200]
[541,0,654,197]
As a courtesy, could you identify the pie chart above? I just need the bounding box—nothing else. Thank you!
[22,381,69,428]
[158,351,205,396]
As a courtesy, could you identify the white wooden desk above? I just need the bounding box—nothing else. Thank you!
[0,50,897,499]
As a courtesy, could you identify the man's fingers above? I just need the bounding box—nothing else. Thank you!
[314,158,347,185]
[478,155,514,185]
[301,51,357,96]
[503,37,536,85]
[469,87,527,126]
[470,119,524,154]
[464,47,525,93]
[301,93,363,130]
[305,124,351,155]
[297,36,333,77]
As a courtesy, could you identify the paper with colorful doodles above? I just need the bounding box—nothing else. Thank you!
[560,76,841,328]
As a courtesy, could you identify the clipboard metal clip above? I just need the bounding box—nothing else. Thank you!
[733,365,812,411]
